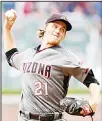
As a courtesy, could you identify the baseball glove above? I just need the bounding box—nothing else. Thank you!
[60,97,95,117]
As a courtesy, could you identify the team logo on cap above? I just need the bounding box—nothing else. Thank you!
[60,16,67,20]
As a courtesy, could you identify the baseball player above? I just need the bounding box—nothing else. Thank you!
[3,9,100,121]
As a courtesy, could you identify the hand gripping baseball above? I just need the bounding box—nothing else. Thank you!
[4,9,17,30]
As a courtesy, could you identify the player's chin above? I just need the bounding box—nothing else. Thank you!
[48,39,60,45]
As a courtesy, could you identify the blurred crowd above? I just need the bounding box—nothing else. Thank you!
[2,2,102,34]
[2,2,102,17]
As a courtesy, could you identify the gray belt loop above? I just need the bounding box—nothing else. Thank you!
[39,115,41,121]
[54,112,59,120]
[24,111,30,120]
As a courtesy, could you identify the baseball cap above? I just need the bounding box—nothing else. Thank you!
[46,14,72,31]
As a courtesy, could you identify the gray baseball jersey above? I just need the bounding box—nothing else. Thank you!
[10,45,89,114]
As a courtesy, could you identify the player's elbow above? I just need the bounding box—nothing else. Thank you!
[83,69,100,88]
[5,48,19,66]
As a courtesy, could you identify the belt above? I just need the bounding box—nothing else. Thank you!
[19,110,62,121]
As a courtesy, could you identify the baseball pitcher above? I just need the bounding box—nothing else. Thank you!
[3,9,100,121]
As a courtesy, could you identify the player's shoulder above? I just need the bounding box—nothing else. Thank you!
[57,46,83,65]
[19,46,37,57]
[54,45,70,54]
[55,45,76,57]
[22,47,34,53]
[25,46,38,53]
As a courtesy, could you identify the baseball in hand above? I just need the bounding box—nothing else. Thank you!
[5,10,15,20]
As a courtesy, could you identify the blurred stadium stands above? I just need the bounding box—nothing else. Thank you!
[2,2,102,91]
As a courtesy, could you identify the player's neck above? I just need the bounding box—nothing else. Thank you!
[40,37,59,50]
[40,43,54,50]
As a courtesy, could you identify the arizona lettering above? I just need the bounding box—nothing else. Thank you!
[22,62,51,79]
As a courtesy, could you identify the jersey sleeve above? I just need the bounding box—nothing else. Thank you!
[9,48,31,70]
[62,50,90,83]
[63,66,90,83]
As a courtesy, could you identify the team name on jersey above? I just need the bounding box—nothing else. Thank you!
[22,62,51,79]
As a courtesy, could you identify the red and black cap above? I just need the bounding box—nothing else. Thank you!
[46,14,72,31]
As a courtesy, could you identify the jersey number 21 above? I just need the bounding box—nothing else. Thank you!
[34,81,48,96]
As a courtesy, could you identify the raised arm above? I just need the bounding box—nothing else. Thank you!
[3,9,17,52]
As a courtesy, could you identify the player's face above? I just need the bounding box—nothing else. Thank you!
[44,21,66,45]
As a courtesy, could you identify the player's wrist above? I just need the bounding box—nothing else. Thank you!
[89,98,99,105]
[89,100,98,112]
[3,23,12,30]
